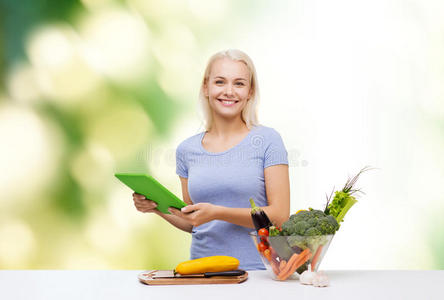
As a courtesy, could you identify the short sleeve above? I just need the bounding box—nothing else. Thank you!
[176,144,188,178]
[264,129,289,168]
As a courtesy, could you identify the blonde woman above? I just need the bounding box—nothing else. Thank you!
[133,49,290,270]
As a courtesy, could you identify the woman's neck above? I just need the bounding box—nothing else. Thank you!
[208,115,249,138]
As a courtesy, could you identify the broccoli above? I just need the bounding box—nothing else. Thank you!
[275,209,339,255]
[281,208,339,237]
[305,227,322,236]
[294,220,310,235]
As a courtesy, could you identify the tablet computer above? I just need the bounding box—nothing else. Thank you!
[115,173,187,214]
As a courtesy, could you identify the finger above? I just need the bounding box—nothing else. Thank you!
[142,207,156,213]
[146,201,157,209]
[135,198,153,205]
[168,207,180,214]
[139,202,157,211]
[168,207,186,218]
[136,198,154,205]
[134,199,144,205]
[181,204,196,213]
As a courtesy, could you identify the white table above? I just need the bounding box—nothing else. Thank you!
[0,270,443,300]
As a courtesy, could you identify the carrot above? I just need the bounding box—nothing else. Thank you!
[311,245,324,272]
[277,249,312,280]
[282,251,312,280]
[277,253,300,278]
[279,249,309,276]
[279,260,287,272]
[277,252,310,280]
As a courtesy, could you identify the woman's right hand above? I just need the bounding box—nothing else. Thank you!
[132,192,158,213]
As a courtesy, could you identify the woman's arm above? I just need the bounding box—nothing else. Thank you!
[261,164,291,226]
[170,164,290,228]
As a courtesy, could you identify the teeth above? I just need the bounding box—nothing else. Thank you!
[219,99,237,105]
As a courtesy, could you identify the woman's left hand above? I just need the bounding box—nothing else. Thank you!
[168,203,219,227]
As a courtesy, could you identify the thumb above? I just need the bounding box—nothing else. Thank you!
[181,204,196,213]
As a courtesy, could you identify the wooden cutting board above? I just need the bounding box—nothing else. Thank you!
[138,270,249,285]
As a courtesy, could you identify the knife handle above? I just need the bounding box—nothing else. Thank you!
[203,270,246,277]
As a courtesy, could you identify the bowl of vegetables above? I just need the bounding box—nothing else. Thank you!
[249,167,372,281]
[249,210,336,281]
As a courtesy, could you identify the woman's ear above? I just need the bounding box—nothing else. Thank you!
[248,86,253,100]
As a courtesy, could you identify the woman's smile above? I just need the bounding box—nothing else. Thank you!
[217,98,239,107]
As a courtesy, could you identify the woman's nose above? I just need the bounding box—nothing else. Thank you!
[224,84,234,96]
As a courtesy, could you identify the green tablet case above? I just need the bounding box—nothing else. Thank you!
[114,173,187,214]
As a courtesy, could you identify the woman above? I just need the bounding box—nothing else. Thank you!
[133,49,290,270]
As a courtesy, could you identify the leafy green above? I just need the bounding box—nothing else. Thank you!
[325,166,372,224]
[328,191,357,224]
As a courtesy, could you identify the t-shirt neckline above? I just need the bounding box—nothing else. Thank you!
[199,125,259,156]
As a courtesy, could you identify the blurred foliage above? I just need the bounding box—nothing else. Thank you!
[0,0,82,72]
[0,0,266,269]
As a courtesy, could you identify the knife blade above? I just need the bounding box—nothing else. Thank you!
[152,269,246,279]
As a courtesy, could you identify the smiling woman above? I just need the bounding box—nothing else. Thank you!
[132,49,290,270]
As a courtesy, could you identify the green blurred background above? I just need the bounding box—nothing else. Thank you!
[0,0,443,270]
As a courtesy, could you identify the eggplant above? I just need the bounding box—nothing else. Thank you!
[249,198,273,231]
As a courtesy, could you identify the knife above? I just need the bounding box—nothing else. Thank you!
[151,269,246,279]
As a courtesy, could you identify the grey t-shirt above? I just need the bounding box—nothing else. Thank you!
[176,125,288,270]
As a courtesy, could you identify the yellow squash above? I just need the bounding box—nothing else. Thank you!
[174,256,240,275]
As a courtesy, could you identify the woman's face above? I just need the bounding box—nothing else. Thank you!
[204,57,252,122]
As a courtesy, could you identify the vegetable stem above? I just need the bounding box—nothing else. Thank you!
[249,198,260,214]
[335,196,357,224]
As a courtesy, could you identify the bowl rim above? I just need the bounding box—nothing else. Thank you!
[249,230,335,238]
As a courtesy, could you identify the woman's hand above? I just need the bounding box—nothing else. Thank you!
[133,192,158,214]
[168,203,219,227]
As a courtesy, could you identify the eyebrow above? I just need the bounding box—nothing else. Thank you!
[214,76,248,81]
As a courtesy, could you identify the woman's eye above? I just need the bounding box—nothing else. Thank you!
[236,82,245,86]
[215,80,224,84]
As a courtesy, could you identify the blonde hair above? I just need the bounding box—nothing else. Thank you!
[199,49,260,131]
